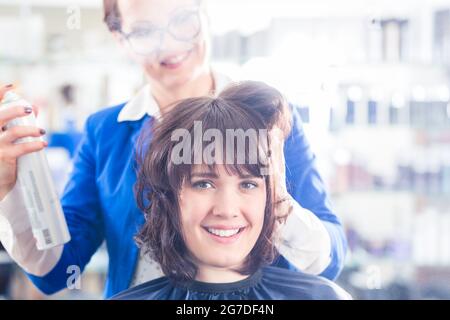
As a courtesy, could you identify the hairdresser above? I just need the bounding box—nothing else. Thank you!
[0,0,346,298]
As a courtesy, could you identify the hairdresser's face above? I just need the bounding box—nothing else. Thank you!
[179,165,266,274]
[117,0,209,89]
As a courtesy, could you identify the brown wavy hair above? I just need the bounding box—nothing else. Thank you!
[134,81,292,282]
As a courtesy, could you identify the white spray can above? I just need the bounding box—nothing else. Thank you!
[1,91,70,250]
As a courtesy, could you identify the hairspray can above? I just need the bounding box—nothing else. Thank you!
[1,91,70,250]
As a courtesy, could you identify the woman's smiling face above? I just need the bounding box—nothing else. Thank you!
[178,164,266,275]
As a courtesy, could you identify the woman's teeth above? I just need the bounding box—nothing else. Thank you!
[161,52,190,65]
[206,228,242,238]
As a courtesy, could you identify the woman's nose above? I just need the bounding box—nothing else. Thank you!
[157,32,194,57]
[211,191,240,218]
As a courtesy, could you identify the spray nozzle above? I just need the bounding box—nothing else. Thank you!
[1,91,21,104]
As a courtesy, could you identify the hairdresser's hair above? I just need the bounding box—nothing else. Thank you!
[103,0,121,32]
[134,81,292,282]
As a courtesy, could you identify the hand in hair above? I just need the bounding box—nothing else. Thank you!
[269,127,294,221]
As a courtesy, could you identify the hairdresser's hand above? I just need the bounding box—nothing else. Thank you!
[0,85,46,201]
[269,127,294,220]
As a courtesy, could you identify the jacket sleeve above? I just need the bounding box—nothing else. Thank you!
[26,115,106,295]
[279,104,347,280]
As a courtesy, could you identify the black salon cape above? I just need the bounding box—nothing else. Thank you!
[111,266,351,300]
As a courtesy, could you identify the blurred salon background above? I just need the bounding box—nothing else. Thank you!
[1,0,449,299]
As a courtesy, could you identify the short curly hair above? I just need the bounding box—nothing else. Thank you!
[134,81,292,282]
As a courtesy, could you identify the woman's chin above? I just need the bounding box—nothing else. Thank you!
[202,255,247,270]
[161,72,195,89]
[147,45,208,89]
[155,62,199,88]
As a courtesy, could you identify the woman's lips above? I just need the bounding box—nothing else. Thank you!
[202,226,247,245]
[160,50,192,69]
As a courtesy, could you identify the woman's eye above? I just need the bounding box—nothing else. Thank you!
[130,23,157,37]
[240,181,258,190]
[192,181,213,189]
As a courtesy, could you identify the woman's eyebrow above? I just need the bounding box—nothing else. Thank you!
[190,172,218,179]
[190,173,262,179]
[239,174,262,179]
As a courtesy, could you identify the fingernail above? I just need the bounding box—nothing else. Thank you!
[24,106,33,114]
[39,129,46,135]
[43,141,48,147]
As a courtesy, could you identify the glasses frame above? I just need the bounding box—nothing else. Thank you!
[118,6,203,56]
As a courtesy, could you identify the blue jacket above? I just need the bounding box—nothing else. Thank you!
[27,103,347,298]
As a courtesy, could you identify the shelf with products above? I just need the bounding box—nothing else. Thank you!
[322,68,450,276]
[329,147,450,198]
[326,74,450,194]
[333,190,450,269]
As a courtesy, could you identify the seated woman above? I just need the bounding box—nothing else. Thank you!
[112,81,351,300]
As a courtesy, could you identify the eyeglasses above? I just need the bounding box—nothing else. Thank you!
[119,7,203,56]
